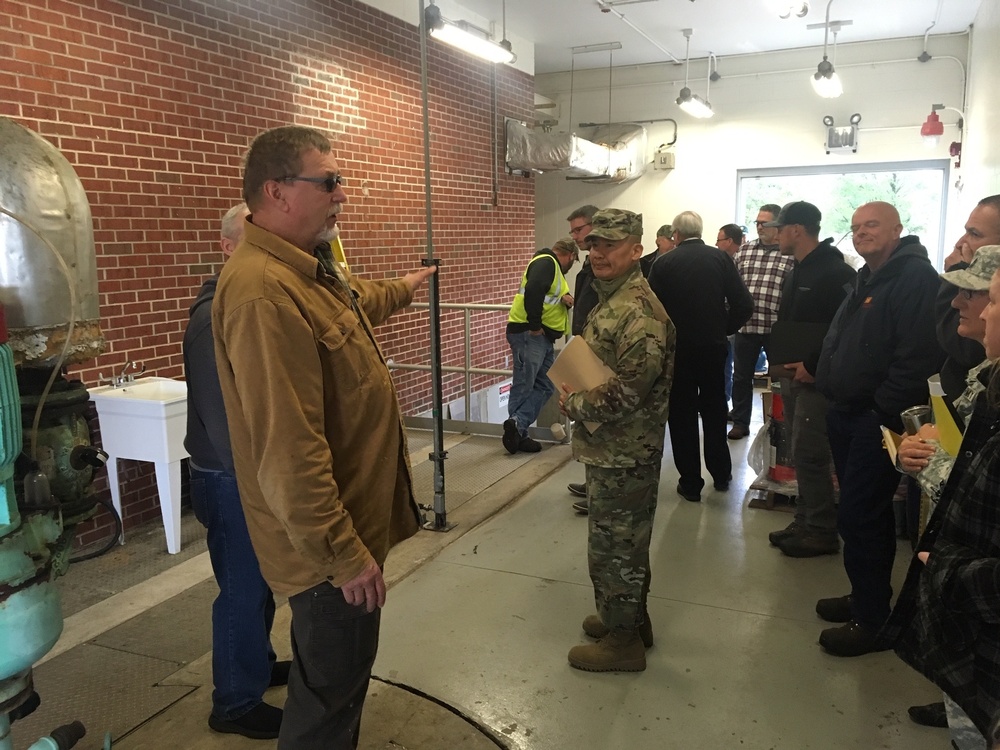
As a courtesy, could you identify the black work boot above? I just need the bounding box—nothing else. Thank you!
[768,520,804,546]
[815,594,852,623]
[208,702,283,740]
[819,620,888,657]
[777,531,840,558]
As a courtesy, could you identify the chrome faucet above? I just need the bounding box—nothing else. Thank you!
[119,359,145,383]
[98,359,146,388]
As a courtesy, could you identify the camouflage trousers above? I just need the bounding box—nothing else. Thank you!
[585,462,660,633]
[945,694,987,750]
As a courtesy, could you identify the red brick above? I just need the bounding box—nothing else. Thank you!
[0,0,534,546]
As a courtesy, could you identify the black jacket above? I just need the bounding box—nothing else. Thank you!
[639,251,658,279]
[937,260,987,403]
[572,255,598,336]
[774,239,856,375]
[647,238,753,349]
[182,275,235,474]
[816,236,945,420]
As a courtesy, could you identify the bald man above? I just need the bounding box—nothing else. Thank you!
[814,201,944,658]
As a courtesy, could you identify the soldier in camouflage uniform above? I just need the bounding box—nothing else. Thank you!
[897,246,1000,515]
[557,209,676,673]
[892,246,1000,748]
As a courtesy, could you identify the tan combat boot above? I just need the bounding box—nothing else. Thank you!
[568,631,646,672]
[581,614,654,648]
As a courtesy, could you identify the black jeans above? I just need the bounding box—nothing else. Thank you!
[280,582,381,750]
[668,343,731,492]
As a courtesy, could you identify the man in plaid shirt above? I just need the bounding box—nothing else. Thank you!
[729,204,794,439]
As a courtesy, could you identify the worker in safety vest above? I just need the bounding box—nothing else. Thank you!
[502,237,577,454]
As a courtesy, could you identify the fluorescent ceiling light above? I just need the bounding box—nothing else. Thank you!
[676,87,714,118]
[424,5,514,65]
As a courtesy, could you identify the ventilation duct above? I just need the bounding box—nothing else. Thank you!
[505,120,647,184]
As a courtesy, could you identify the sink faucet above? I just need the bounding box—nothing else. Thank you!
[98,359,146,388]
[119,359,146,384]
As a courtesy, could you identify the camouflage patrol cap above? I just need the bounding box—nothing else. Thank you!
[940,245,1000,290]
[586,209,643,242]
[551,236,578,257]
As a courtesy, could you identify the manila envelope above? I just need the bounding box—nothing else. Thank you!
[547,336,615,434]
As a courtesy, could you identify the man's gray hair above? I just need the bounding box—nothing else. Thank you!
[221,203,248,242]
[672,211,703,240]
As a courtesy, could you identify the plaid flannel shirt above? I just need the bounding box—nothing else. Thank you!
[734,239,793,335]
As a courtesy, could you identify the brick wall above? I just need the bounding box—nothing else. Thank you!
[1,0,535,548]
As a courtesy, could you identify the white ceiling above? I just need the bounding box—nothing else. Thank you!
[450,0,982,74]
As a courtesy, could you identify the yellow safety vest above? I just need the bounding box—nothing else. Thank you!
[508,253,570,335]
[331,236,349,272]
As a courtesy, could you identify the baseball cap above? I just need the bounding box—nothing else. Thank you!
[763,201,822,228]
[940,245,1000,290]
[586,209,643,242]
[551,236,578,257]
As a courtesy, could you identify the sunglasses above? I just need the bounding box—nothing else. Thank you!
[959,288,988,300]
[281,173,343,192]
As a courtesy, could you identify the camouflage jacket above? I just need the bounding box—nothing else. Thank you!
[564,264,675,468]
[904,359,990,505]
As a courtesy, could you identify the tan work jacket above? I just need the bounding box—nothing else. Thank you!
[213,219,420,596]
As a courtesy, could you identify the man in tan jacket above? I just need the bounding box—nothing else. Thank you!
[213,125,434,749]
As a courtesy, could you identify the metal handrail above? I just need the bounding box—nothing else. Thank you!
[391,301,508,435]
[391,301,566,441]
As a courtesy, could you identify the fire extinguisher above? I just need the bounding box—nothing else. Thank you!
[768,386,796,483]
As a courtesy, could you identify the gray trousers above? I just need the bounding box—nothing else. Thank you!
[781,379,837,534]
[279,582,380,750]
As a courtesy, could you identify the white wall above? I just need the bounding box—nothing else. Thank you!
[963,1,1000,201]
[534,34,970,266]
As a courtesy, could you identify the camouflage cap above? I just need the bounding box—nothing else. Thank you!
[940,245,1000,290]
[551,236,578,257]
[586,209,642,242]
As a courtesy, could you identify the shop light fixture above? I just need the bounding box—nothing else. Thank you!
[676,89,713,119]
[424,3,514,65]
[675,29,714,119]
[771,1,810,18]
[809,1,844,98]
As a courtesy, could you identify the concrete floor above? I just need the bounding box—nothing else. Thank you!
[8,408,949,750]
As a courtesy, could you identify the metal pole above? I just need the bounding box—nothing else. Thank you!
[418,0,453,532]
[463,308,472,430]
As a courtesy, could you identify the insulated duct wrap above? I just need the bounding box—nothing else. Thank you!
[505,120,647,183]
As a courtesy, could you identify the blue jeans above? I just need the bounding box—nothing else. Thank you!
[724,336,734,402]
[190,466,276,720]
[506,331,555,434]
[826,409,901,630]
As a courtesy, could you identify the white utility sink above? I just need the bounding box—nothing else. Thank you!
[90,377,189,554]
